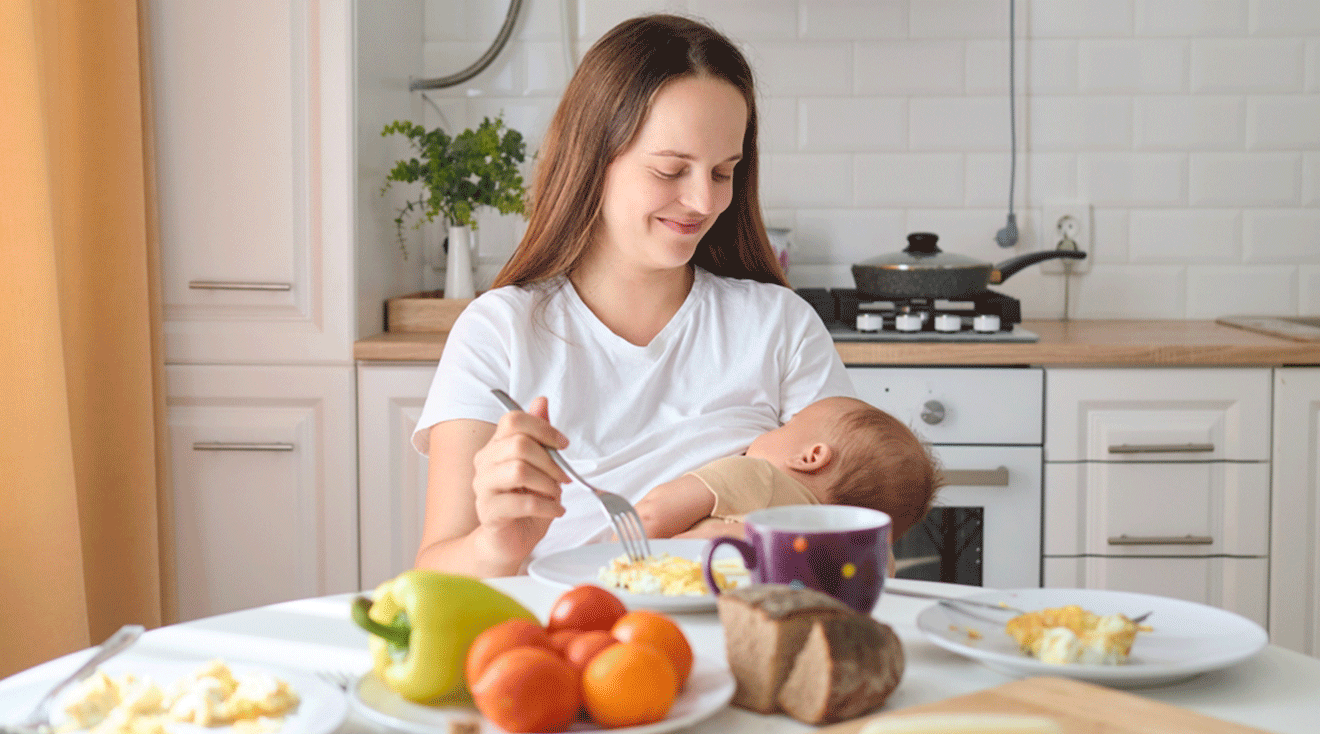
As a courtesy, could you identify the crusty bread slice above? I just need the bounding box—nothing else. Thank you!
[715,584,853,713]
[776,614,906,724]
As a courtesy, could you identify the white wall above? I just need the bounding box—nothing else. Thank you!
[397,0,1320,320]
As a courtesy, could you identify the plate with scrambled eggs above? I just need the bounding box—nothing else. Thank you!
[915,588,1268,687]
[528,539,749,612]
[0,659,347,734]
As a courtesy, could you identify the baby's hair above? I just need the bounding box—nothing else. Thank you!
[827,404,943,540]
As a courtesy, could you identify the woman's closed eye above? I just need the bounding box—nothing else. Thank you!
[651,167,734,182]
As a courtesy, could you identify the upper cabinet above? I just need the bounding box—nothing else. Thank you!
[150,0,355,364]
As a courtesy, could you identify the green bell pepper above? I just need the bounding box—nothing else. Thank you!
[351,569,538,703]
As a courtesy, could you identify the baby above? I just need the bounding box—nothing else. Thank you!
[634,396,940,541]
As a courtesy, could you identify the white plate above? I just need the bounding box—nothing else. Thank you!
[916,587,1269,688]
[0,658,347,734]
[347,653,735,734]
[527,539,748,613]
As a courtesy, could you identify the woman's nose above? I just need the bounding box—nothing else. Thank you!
[679,174,717,215]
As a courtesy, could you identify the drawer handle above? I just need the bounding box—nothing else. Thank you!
[1108,442,1215,454]
[189,280,293,291]
[1107,534,1214,546]
[192,441,295,452]
[941,467,1009,487]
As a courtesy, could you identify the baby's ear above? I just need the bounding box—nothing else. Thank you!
[788,442,834,472]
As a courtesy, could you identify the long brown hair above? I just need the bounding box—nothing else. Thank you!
[493,14,786,289]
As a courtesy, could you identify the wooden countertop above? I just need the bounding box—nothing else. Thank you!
[353,320,1320,366]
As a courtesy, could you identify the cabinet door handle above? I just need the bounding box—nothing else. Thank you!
[192,441,295,452]
[1107,442,1214,454]
[1107,534,1214,546]
[941,467,1009,487]
[188,280,293,291]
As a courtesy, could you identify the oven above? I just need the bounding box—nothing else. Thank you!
[848,366,1043,589]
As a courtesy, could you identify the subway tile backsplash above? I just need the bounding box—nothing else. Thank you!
[414,0,1318,319]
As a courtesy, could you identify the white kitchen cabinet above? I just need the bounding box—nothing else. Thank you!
[1044,368,1272,627]
[151,0,354,365]
[1270,367,1320,656]
[1044,556,1268,627]
[167,365,358,621]
[357,363,437,589]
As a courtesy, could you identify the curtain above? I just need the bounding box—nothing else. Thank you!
[0,0,171,678]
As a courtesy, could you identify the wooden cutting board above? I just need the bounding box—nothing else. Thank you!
[817,676,1272,734]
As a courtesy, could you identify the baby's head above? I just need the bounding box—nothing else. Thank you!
[746,396,940,539]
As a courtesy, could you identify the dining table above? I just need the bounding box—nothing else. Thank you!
[3,576,1319,734]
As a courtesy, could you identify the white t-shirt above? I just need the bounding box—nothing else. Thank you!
[412,267,855,560]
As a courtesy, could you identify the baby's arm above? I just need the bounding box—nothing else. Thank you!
[675,518,745,540]
[634,474,717,538]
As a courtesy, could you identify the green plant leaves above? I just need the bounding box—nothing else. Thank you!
[380,116,528,254]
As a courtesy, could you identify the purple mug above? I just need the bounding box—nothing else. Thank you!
[702,505,891,614]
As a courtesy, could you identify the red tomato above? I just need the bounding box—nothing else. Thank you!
[547,584,628,633]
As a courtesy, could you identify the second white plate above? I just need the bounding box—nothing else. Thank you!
[916,587,1268,688]
[348,653,735,734]
[527,539,748,613]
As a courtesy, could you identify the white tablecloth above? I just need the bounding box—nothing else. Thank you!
[3,577,1318,733]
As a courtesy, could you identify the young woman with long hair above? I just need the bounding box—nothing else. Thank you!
[412,14,853,576]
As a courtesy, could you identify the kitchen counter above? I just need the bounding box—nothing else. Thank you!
[354,319,1320,366]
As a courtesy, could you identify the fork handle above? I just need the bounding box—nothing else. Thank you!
[22,625,145,726]
[489,389,595,491]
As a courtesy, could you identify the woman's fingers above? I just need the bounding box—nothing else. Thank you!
[472,395,572,526]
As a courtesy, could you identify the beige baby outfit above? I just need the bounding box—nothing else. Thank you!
[687,455,820,521]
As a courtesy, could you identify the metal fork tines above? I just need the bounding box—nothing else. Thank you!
[490,389,653,562]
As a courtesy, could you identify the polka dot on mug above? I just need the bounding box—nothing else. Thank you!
[793,536,808,553]
[789,579,806,590]
[841,562,857,579]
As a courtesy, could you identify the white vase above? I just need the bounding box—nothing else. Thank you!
[445,224,475,298]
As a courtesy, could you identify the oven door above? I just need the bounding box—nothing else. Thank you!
[893,444,1042,589]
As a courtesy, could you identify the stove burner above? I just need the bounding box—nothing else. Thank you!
[796,288,1037,343]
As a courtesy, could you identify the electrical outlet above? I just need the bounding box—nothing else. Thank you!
[1039,203,1092,274]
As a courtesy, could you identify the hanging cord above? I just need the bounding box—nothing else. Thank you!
[410,0,524,91]
[994,0,1019,248]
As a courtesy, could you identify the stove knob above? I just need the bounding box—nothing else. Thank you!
[921,400,946,425]
[934,314,962,332]
[973,314,1001,332]
[895,313,922,332]
[856,312,883,332]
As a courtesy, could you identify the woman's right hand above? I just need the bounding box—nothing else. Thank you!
[469,396,572,566]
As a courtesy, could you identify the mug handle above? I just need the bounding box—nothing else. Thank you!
[703,536,757,596]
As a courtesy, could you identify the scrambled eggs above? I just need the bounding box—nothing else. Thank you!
[597,553,744,596]
[60,661,298,734]
[1005,605,1139,665]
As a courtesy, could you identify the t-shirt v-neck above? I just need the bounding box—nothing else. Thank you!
[561,269,707,356]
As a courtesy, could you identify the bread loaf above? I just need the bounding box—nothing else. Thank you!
[776,613,905,724]
[715,584,853,713]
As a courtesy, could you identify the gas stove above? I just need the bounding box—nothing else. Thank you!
[797,288,1039,343]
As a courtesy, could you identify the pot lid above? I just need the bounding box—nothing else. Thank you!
[854,233,989,271]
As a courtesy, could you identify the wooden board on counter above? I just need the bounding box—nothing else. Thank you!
[819,677,1271,734]
[385,292,474,333]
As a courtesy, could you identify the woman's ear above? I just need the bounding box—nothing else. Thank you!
[787,443,834,473]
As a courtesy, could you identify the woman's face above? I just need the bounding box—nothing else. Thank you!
[593,75,748,276]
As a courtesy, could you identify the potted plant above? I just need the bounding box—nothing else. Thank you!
[381,115,528,298]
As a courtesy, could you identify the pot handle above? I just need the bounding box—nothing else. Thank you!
[992,249,1087,282]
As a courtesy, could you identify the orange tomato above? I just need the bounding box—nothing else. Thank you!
[547,628,582,656]
[564,630,617,672]
[470,646,581,733]
[464,618,552,686]
[610,610,693,685]
[581,642,678,728]
[547,584,628,633]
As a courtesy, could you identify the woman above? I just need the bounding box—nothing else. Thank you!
[413,14,853,576]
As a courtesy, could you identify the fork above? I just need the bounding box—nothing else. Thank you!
[491,389,652,562]
[1,625,144,734]
[314,669,356,691]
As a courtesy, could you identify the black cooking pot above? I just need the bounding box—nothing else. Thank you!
[851,232,1087,300]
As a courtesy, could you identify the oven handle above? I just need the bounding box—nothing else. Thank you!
[942,466,1009,487]
[1108,442,1214,454]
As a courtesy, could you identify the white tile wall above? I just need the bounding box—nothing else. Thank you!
[405,0,1319,317]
